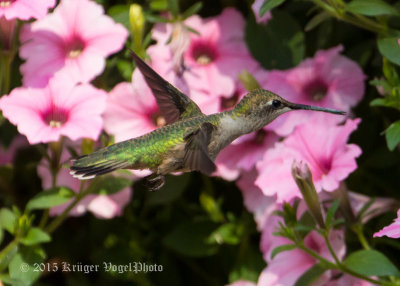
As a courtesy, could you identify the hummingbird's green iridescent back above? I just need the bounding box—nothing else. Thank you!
[121,114,221,169]
[71,113,221,178]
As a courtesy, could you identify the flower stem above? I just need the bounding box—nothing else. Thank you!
[0,52,12,96]
[323,230,341,264]
[45,182,87,233]
[311,0,387,35]
[352,223,371,250]
[39,210,49,229]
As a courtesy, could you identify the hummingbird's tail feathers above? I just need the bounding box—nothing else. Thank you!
[70,153,131,180]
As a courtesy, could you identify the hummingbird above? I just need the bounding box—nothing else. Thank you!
[70,50,345,190]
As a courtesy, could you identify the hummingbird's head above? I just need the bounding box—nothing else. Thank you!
[234,89,345,128]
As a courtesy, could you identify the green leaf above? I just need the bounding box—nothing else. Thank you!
[163,221,219,257]
[145,12,170,23]
[146,174,189,206]
[347,0,399,16]
[370,98,387,107]
[199,191,224,223]
[108,5,130,29]
[246,10,305,69]
[298,211,316,233]
[0,274,24,286]
[0,228,3,245]
[20,228,51,246]
[305,11,331,32]
[383,57,400,85]
[181,2,202,19]
[9,245,46,286]
[378,37,400,66]
[167,0,179,18]
[331,218,345,227]
[150,0,167,11]
[370,79,392,94]
[370,97,400,110]
[88,176,132,196]
[294,263,327,286]
[385,121,400,151]
[117,59,134,81]
[26,187,75,211]
[0,208,17,234]
[343,250,399,276]
[0,242,18,272]
[208,222,243,245]
[325,200,340,228]
[260,0,286,16]
[271,244,296,259]
[228,240,265,283]
[294,224,315,232]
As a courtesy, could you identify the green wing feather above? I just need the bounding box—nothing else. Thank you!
[129,49,203,124]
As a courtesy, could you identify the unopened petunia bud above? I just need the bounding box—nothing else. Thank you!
[238,70,261,91]
[0,17,16,52]
[129,4,145,52]
[292,160,325,228]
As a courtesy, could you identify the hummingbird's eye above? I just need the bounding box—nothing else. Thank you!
[272,100,281,108]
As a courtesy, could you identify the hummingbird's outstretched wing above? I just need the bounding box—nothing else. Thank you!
[183,122,216,175]
[129,49,203,124]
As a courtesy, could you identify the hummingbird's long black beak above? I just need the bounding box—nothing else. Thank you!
[290,103,346,115]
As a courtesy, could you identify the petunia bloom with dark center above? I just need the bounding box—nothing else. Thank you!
[190,40,219,65]
[302,78,328,101]
[150,110,166,128]
[42,106,69,128]
[65,37,85,59]
[0,0,14,8]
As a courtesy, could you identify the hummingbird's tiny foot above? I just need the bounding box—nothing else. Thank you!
[144,174,166,191]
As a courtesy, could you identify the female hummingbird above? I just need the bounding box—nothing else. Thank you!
[70,51,345,190]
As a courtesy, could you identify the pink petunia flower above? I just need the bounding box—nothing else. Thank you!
[0,135,28,165]
[348,191,399,224]
[373,209,400,239]
[148,8,259,114]
[103,70,163,143]
[0,0,55,20]
[37,148,132,219]
[19,0,128,87]
[262,46,365,136]
[255,115,362,203]
[215,130,278,181]
[236,169,277,231]
[326,274,375,286]
[251,0,272,24]
[0,78,107,144]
